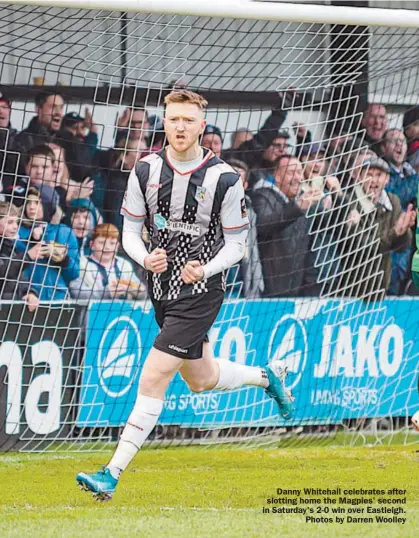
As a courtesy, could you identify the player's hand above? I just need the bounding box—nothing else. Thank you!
[144,248,168,274]
[22,293,39,312]
[181,260,204,284]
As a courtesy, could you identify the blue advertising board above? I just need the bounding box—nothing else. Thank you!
[77,298,419,428]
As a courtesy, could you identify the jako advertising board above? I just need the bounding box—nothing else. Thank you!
[77,299,419,428]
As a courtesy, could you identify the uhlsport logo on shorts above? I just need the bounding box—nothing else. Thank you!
[268,314,308,391]
[98,317,142,398]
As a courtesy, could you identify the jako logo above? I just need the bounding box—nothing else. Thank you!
[98,317,141,398]
[268,315,308,391]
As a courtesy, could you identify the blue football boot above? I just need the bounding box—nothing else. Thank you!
[265,361,295,420]
[76,467,118,501]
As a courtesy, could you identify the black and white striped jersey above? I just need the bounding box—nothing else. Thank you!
[120,148,249,301]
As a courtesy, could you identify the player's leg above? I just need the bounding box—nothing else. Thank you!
[180,342,269,392]
[76,346,182,500]
[180,342,294,419]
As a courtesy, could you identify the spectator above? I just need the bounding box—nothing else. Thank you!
[69,223,146,300]
[0,93,17,146]
[202,124,223,158]
[0,202,39,311]
[25,144,57,189]
[0,94,17,200]
[339,147,377,190]
[115,107,150,149]
[234,91,306,188]
[361,103,388,155]
[59,109,99,169]
[247,130,292,189]
[3,144,61,208]
[147,114,166,151]
[102,137,141,230]
[403,105,419,173]
[381,129,419,210]
[231,128,253,150]
[227,159,264,298]
[13,91,65,157]
[45,141,101,221]
[251,155,322,297]
[380,128,418,294]
[222,128,253,161]
[16,186,80,300]
[64,198,100,255]
[343,157,414,298]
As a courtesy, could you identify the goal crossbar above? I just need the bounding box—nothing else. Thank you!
[8,0,419,29]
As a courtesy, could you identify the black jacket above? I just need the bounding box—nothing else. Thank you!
[0,238,37,300]
[251,181,319,297]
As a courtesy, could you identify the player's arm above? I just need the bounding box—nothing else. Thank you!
[121,167,167,273]
[203,176,249,279]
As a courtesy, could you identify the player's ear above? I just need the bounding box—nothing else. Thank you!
[200,119,207,135]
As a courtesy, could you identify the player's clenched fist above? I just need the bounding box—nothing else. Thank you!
[181,260,204,284]
[144,248,168,274]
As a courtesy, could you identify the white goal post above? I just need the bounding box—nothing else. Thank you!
[0,0,419,452]
[11,0,419,28]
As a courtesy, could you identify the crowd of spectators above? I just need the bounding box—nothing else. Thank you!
[1,88,419,308]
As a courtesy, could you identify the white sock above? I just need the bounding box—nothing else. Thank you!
[214,359,269,391]
[106,394,163,478]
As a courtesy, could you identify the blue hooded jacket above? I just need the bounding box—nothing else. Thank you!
[16,223,80,301]
[63,198,100,256]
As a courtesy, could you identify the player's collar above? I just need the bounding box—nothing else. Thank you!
[162,147,215,176]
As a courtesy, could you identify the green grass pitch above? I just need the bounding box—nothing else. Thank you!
[0,444,418,537]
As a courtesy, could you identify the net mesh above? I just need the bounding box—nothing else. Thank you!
[0,2,418,452]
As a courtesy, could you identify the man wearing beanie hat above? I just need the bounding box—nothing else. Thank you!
[403,105,419,173]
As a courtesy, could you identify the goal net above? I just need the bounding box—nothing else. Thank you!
[0,0,418,452]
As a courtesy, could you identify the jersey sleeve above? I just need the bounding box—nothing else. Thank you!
[120,167,146,222]
[221,177,250,234]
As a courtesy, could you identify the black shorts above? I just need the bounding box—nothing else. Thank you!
[151,289,224,359]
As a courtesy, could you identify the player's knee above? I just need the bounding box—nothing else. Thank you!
[185,380,208,393]
[188,383,208,393]
[139,372,167,395]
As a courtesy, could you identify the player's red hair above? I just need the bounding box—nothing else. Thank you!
[164,89,208,110]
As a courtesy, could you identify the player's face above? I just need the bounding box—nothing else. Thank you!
[164,103,206,154]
